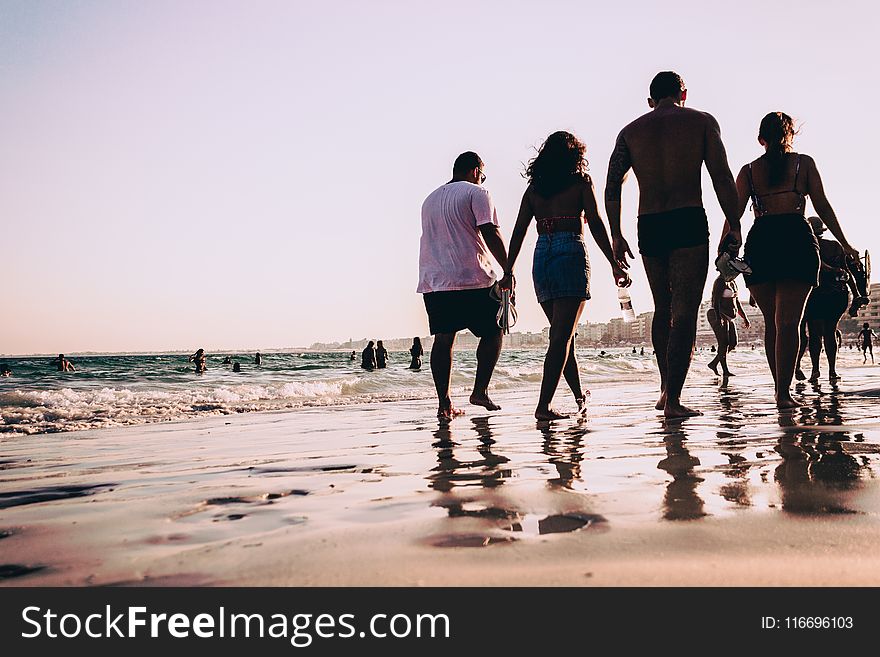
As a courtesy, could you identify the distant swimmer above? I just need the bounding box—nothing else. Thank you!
[222,356,232,365]
[0,364,11,377]
[376,340,389,369]
[189,348,207,373]
[605,71,742,418]
[361,341,377,370]
[859,323,876,364]
[640,347,645,356]
[737,112,859,408]
[409,337,424,370]
[53,354,76,372]
[707,274,750,377]
[232,362,242,373]
[254,352,262,365]
[349,351,357,361]
[632,347,637,355]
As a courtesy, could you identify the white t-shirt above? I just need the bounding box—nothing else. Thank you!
[417,181,499,293]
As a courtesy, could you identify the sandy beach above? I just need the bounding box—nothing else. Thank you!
[2,350,880,587]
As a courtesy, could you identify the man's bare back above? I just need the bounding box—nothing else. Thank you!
[621,105,715,214]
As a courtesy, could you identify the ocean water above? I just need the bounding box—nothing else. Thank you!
[0,349,670,436]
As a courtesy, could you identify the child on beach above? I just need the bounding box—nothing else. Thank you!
[707,274,749,376]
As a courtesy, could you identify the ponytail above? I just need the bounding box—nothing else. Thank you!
[759,112,797,186]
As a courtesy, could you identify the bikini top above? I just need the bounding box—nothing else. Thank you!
[535,215,582,234]
[747,154,805,217]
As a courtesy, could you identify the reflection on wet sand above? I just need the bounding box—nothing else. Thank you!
[426,417,605,545]
[655,422,706,520]
[775,431,864,515]
[714,380,753,507]
[540,419,588,490]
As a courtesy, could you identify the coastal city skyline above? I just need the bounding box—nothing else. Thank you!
[7,281,875,357]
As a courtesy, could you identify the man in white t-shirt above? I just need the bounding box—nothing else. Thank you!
[418,151,512,419]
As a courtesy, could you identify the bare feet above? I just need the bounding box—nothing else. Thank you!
[663,401,703,418]
[708,361,719,375]
[535,407,570,421]
[722,370,734,377]
[795,368,807,381]
[808,370,820,383]
[655,391,667,411]
[829,371,841,381]
[469,392,500,411]
[575,396,588,416]
[776,396,800,410]
[437,405,465,419]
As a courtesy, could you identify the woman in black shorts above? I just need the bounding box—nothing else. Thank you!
[734,112,859,409]
[505,131,627,420]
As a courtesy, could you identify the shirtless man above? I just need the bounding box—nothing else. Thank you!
[605,71,741,417]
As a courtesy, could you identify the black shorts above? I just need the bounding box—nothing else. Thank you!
[804,287,848,322]
[637,207,709,257]
[743,213,820,288]
[423,286,500,337]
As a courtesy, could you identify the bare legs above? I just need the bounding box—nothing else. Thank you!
[431,329,503,419]
[643,245,709,418]
[805,318,841,382]
[430,332,460,418]
[806,319,825,382]
[794,318,809,380]
[749,281,813,409]
[470,330,503,411]
[535,297,586,420]
[707,310,732,376]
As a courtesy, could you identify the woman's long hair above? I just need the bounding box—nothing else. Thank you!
[525,131,590,198]
[759,112,798,187]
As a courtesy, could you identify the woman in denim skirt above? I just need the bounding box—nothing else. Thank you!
[507,131,629,420]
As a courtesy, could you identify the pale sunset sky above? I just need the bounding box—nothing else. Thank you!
[2,0,877,354]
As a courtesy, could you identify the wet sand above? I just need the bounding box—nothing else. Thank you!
[2,351,880,586]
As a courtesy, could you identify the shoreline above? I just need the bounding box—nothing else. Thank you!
[2,357,880,587]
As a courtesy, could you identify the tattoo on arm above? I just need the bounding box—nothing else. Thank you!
[604,132,631,203]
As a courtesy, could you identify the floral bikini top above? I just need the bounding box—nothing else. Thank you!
[747,154,805,217]
[535,216,582,234]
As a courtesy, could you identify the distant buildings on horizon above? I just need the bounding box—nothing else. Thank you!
[312,282,880,352]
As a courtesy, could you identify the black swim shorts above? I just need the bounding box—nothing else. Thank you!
[423,286,501,337]
[637,207,710,257]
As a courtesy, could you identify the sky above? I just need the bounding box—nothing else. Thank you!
[2,0,878,354]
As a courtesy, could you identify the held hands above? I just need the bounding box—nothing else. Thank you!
[718,227,742,255]
[612,236,634,270]
[498,272,515,291]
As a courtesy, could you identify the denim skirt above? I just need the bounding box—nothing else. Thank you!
[532,232,591,303]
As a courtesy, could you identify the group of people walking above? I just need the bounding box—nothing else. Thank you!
[418,70,863,420]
